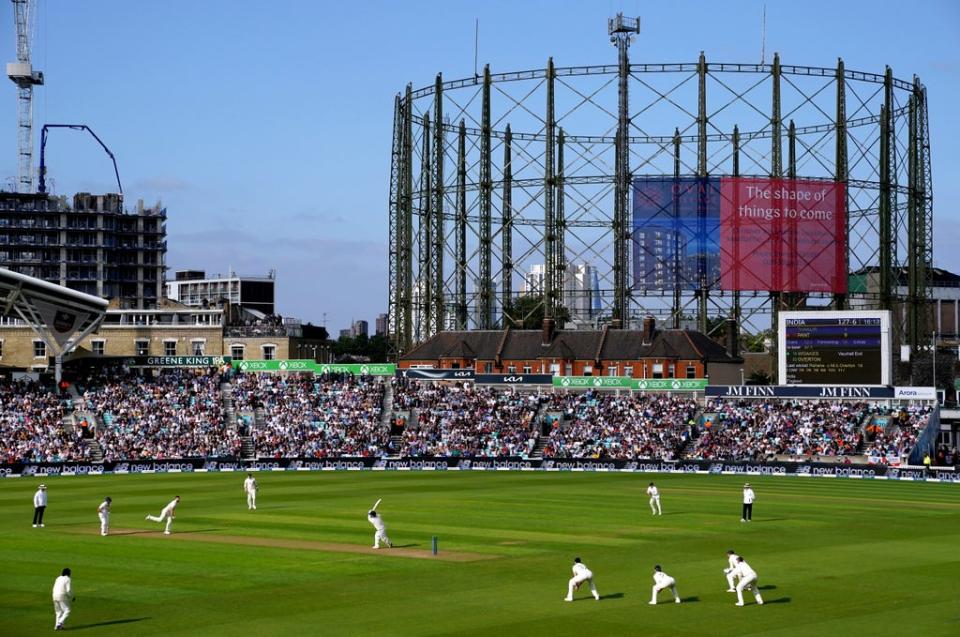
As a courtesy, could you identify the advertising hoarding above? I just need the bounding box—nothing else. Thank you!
[720,178,846,293]
[632,177,847,294]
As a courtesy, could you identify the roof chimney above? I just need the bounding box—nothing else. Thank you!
[542,317,556,346]
[642,315,656,345]
[726,318,740,358]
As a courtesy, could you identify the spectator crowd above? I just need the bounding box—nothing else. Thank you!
[76,367,240,460]
[233,372,387,458]
[0,378,89,463]
[0,372,948,466]
[393,380,539,457]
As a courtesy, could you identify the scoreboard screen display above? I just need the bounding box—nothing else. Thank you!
[778,311,891,385]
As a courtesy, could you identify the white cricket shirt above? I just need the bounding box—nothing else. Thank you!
[52,575,72,600]
[743,489,755,504]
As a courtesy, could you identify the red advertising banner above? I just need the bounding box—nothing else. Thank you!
[720,178,846,293]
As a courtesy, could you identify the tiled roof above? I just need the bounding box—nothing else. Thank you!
[402,327,742,363]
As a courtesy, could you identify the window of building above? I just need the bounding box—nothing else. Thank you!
[262,344,275,360]
[192,340,206,356]
[484,362,493,373]
[668,364,675,379]
[231,345,245,361]
[91,340,105,356]
[652,363,663,379]
[686,365,697,379]
[565,363,573,376]
[507,365,516,373]
[33,340,46,358]
[165,340,177,356]
[607,366,618,376]
[583,365,593,377]
[135,339,148,356]
[522,365,532,374]
[624,366,633,377]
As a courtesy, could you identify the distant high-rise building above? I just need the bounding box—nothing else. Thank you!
[166,269,275,316]
[351,320,369,338]
[521,262,600,320]
[339,328,352,340]
[375,313,388,337]
[0,191,166,308]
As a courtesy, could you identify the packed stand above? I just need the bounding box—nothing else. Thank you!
[862,404,933,464]
[686,400,873,461]
[541,392,697,460]
[233,372,387,458]
[0,378,90,463]
[392,380,539,457]
[76,367,239,460]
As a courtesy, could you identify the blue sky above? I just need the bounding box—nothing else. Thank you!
[1,0,957,332]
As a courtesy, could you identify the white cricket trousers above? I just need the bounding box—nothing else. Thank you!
[651,577,679,603]
[725,569,739,590]
[53,596,71,627]
[567,573,599,600]
[373,529,391,548]
[99,512,109,535]
[736,575,764,605]
[146,513,173,533]
[649,496,662,515]
[246,491,257,510]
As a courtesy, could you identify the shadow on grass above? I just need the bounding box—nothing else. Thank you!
[764,597,791,604]
[680,596,699,603]
[754,518,790,523]
[70,617,150,630]
[758,585,777,591]
[599,593,624,600]
[392,543,419,548]
[111,528,223,536]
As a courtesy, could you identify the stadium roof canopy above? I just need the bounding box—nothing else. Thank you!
[0,268,109,379]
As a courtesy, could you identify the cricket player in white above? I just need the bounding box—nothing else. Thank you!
[146,496,180,534]
[565,557,600,601]
[243,474,258,510]
[646,482,662,515]
[734,557,764,606]
[367,499,392,548]
[724,549,741,592]
[649,565,681,604]
[52,567,74,631]
[97,497,112,536]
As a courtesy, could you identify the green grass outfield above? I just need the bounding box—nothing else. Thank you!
[1,471,959,636]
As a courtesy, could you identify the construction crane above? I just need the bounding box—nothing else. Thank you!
[6,0,44,193]
[38,124,123,195]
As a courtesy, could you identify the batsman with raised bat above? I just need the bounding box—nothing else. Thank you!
[367,498,392,549]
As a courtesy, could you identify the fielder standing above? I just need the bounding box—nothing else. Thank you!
[724,549,741,592]
[646,482,662,515]
[32,483,47,528]
[367,499,392,549]
[734,556,764,606]
[565,557,600,602]
[741,483,755,522]
[243,473,258,510]
[52,567,74,631]
[146,496,180,535]
[649,565,681,605]
[97,497,112,536]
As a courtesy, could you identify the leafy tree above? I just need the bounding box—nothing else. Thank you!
[502,294,570,329]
